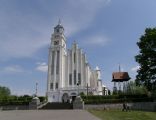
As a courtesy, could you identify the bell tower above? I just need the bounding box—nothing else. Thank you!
[52,19,66,48]
[47,20,67,102]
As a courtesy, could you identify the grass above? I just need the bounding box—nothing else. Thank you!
[88,110,156,120]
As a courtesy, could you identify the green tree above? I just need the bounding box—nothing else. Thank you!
[0,86,11,98]
[126,81,148,95]
[135,28,156,92]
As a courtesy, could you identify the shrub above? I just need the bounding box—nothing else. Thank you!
[81,94,153,104]
[38,96,46,102]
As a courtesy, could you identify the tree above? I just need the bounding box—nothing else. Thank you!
[135,28,156,92]
[0,86,11,98]
[125,81,148,95]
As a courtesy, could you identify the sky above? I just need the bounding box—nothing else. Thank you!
[0,0,156,96]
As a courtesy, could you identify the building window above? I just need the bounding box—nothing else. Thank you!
[74,70,76,85]
[78,73,81,85]
[56,83,58,89]
[50,83,53,90]
[56,51,60,74]
[74,52,76,64]
[57,29,59,33]
[69,74,72,85]
[54,41,59,45]
[51,51,55,75]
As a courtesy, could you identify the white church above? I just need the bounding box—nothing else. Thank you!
[46,21,105,102]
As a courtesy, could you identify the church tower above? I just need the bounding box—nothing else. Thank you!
[47,20,67,102]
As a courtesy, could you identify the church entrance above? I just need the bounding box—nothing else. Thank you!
[70,92,77,103]
[72,96,76,102]
[62,93,69,103]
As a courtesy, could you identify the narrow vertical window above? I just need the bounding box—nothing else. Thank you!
[50,83,53,90]
[69,74,72,85]
[56,51,60,74]
[74,70,76,85]
[56,83,58,89]
[51,51,55,75]
[74,52,76,64]
[78,73,81,85]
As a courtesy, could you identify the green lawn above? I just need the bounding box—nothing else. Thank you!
[88,110,156,120]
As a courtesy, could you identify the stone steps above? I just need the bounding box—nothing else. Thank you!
[40,102,73,109]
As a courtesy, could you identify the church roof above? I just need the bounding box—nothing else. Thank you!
[54,19,64,30]
[112,72,130,82]
[95,66,100,71]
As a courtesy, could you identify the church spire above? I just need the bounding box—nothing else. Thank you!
[54,19,64,34]
[119,63,121,72]
[58,19,61,25]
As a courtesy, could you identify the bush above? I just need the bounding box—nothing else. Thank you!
[38,96,46,102]
[0,95,47,106]
[0,95,32,106]
[0,100,30,106]
[81,94,153,104]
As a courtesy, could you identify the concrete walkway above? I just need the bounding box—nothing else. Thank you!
[0,110,100,120]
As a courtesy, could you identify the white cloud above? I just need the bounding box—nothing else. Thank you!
[83,34,110,46]
[62,0,111,36]
[36,62,48,72]
[131,65,140,72]
[3,65,24,73]
[0,0,110,59]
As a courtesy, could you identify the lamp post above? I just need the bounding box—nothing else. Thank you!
[35,82,38,97]
[87,83,88,96]
[77,80,80,96]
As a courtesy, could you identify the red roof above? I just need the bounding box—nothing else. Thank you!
[112,72,130,82]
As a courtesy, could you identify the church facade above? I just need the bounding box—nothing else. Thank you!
[47,21,103,102]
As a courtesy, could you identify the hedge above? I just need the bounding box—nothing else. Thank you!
[0,100,30,106]
[81,94,154,104]
[0,96,46,106]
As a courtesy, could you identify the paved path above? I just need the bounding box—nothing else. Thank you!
[0,110,100,120]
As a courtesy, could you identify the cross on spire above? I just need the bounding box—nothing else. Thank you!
[119,63,121,72]
[58,19,61,25]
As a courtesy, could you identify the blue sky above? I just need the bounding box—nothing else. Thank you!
[0,0,156,95]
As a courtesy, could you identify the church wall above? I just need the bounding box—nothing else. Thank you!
[65,54,68,87]
[53,49,57,90]
[82,53,86,87]
[68,50,72,87]
[47,48,52,92]
[75,44,78,86]
[85,64,91,87]
[97,80,103,95]
[60,49,63,88]
[71,46,75,86]
[90,70,98,93]
[80,49,83,87]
